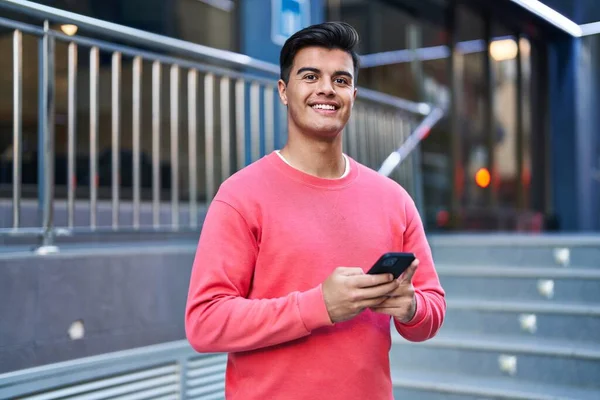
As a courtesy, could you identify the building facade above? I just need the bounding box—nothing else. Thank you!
[0,0,597,232]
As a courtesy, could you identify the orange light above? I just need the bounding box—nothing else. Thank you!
[475,168,491,188]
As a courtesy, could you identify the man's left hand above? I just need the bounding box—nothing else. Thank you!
[369,259,419,323]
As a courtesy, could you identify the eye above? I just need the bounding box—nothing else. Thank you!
[304,74,317,81]
[334,77,350,85]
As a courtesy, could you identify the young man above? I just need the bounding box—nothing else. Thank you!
[185,21,445,400]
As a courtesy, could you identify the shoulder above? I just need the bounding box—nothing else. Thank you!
[212,155,273,210]
[351,157,413,199]
[350,157,419,222]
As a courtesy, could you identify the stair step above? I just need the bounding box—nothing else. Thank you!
[442,306,600,343]
[448,298,600,317]
[439,274,600,302]
[393,331,600,359]
[429,234,600,247]
[391,333,600,388]
[429,235,600,268]
[437,265,600,279]
[392,369,600,400]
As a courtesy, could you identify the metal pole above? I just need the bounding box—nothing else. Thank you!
[36,20,57,254]
[67,42,77,229]
[188,69,198,228]
[235,79,246,170]
[132,56,142,229]
[111,52,122,229]
[221,76,231,180]
[170,64,180,229]
[205,73,215,201]
[12,29,22,230]
[250,82,260,162]
[152,61,161,228]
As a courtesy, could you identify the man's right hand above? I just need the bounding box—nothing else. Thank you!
[322,267,400,323]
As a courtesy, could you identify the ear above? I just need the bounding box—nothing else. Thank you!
[350,87,357,108]
[277,79,288,106]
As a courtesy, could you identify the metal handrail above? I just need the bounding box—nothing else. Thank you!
[0,0,279,74]
[0,0,431,116]
[378,107,445,177]
[0,0,443,249]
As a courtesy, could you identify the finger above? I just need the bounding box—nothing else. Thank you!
[357,280,399,299]
[400,259,419,282]
[367,307,397,316]
[336,267,366,276]
[352,273,394,288]
[370,294,408,308]
[359,297,394,309]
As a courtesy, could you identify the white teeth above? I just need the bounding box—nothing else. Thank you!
[312,104,336,110]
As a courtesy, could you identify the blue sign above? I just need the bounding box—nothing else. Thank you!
[271,0,311,46]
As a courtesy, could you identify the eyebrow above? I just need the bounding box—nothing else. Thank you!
[296,67,353,80]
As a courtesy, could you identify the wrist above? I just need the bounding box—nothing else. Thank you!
[396,291,426,326]
[396,296,417,323]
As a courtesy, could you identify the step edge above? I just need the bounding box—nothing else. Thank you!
[391,370,596,400]
[392,333,600,360]
[436,265,600,279]
[446,298,600,316]
[429,234,600,247]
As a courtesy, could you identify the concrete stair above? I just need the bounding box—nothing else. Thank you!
[391,234,600,399]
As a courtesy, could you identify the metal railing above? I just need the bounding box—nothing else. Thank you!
[0,0,443,251]
[0,340,225,400]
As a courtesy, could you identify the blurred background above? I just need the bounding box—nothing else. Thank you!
[0,0,599,399]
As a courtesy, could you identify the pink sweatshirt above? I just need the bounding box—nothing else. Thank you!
[185,152,446,400]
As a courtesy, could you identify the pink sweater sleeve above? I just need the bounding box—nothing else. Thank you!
[394,198,446,342]
[185,200,333,353]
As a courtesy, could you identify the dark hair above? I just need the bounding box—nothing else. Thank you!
[279,21,360,84]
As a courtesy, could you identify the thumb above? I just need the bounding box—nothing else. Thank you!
[400,259,419,283]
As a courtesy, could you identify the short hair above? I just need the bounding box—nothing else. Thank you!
[279,21,360,84]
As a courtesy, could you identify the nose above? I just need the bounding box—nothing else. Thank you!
[317,78,335,96]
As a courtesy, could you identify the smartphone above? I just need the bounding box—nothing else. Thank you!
[367,252,415,280]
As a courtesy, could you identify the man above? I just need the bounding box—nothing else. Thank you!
[185,21,445,400]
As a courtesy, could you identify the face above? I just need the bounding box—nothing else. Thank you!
[278,46,357,140]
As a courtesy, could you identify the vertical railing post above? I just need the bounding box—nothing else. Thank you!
[13,29,22,231]
[152,61,162,229]
[220,77,231,181]
[264,86,275,155]
[250,82,260,162]
[235,79,246,170]
[89,46,99,230]
[132,56,142,229]
[170,65,180,230]
[36,20,57,254]
[111,52,122,230]
[204,73,215,202]
[67,43,77,229]
[188,69,198,228]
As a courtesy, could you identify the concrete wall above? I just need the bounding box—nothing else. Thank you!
[0,241,196,373]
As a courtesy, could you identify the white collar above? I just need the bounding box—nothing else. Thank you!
[274,150,350,179]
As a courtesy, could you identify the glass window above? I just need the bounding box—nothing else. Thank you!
[456,5,487,212]
[491,24,518,210]
[520,36,532,209]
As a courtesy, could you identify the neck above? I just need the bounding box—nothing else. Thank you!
[280,131,345,179]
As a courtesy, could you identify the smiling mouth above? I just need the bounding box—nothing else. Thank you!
[311,104,339,112]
